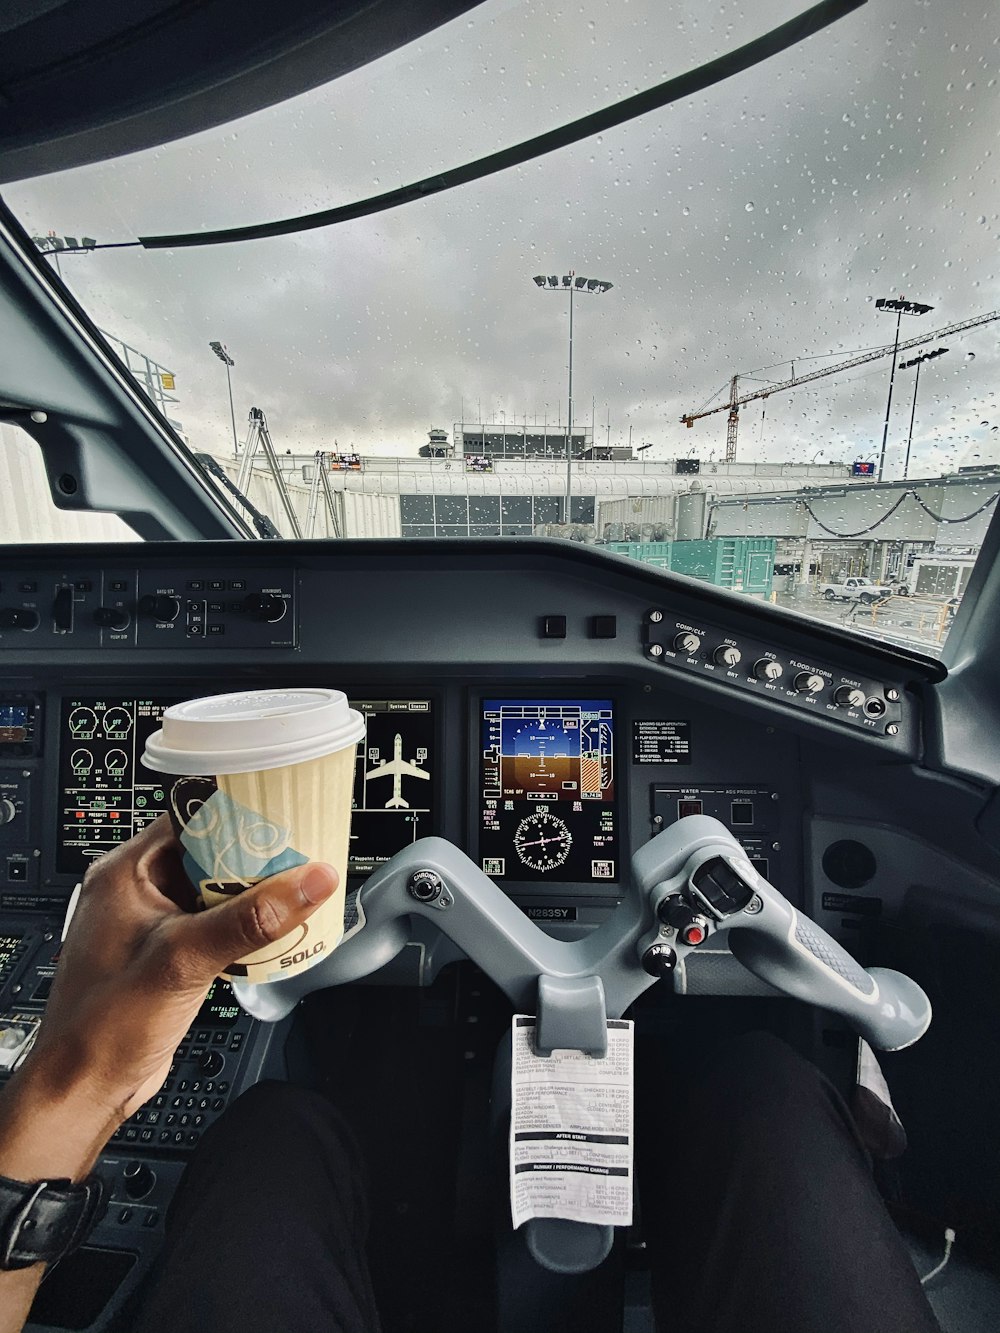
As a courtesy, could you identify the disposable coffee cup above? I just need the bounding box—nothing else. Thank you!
[143,688,365,984]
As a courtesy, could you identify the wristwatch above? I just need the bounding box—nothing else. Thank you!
[0,1172,105,1270]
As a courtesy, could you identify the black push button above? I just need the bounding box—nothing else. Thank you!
[540,615,566,639]
[690,857,756,917]
[590,615,617,639]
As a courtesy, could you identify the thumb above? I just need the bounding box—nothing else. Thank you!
[173,862,339,982]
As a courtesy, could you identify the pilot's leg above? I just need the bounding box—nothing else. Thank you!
[132,1081,381,1333]
[641,1031,940,1333]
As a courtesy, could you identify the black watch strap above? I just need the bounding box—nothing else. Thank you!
[0,1172,105,1270]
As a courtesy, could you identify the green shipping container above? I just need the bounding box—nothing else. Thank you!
[604,538,775,595]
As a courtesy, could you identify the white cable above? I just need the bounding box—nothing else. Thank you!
[920,1227,956,1285]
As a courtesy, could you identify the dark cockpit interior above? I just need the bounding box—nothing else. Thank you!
[2,3,1000,1331]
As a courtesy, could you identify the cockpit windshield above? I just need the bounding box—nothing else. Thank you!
[2,0,997,659]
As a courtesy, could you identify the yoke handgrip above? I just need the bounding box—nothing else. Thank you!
[724,864,931,1050]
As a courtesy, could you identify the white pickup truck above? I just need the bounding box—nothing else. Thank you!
[818,576,895,604]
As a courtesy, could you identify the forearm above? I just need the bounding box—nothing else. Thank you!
[0,1062,121,1333]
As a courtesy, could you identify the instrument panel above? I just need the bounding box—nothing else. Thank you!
[0,538,941,1315]
[0,538,939,919]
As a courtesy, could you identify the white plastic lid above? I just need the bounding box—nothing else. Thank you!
[142,688,366,775]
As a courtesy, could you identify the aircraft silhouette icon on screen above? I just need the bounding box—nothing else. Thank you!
[365,734,429,808]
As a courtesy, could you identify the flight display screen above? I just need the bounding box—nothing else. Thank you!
[58,695,435,877]
[351,699,434,874]
[479,698,618,884]
[58,697,179,873]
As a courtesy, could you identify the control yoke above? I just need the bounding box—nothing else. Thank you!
[234,814,931,1054]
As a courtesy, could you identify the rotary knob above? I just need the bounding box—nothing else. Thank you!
[713,644,742,668]
[242,593,287,624]
[199,1049,226,1078]
[94,606,130,630]
[752,658,783,682]
[673,631,701,655]
[641,943,678,979]
[123,1162,157,1201]
[139,594,181,623]
[793,672,825,695]
[0,799,17,825]
[0,608,40,630]
[834,686,866,710]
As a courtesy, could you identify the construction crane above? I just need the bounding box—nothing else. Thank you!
[235,406,303,538]
[681,308,1000,462]
[232,409,346,538]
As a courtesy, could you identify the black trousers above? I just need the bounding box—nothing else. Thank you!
[133,1033,940,1333]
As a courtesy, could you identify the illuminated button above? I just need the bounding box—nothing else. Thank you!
[673,632,701,655]
[752,659,783,682]
[793,672,825,695]
[833,686,866,710]
[713,645,741,667]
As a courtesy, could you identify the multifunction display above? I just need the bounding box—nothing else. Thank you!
[351,699,434,874]
[480,699,618,884]
[58,695,435,878]
[58,697,179,874]
[0,696,39,755]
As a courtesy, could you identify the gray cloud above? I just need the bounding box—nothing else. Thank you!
[4,0,998,476]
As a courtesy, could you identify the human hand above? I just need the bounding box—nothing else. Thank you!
[0,814,337,1179]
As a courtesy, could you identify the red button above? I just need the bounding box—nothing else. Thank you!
[682,924,706,946]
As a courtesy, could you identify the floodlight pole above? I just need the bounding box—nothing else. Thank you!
[900,346,949,480]
[532,274,613,522]
[566,279,575,522]
[874,297,933,482]
[224,360,237,457]
[210,341,239,457]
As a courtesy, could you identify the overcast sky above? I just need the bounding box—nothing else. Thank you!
[3,0,999,475]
